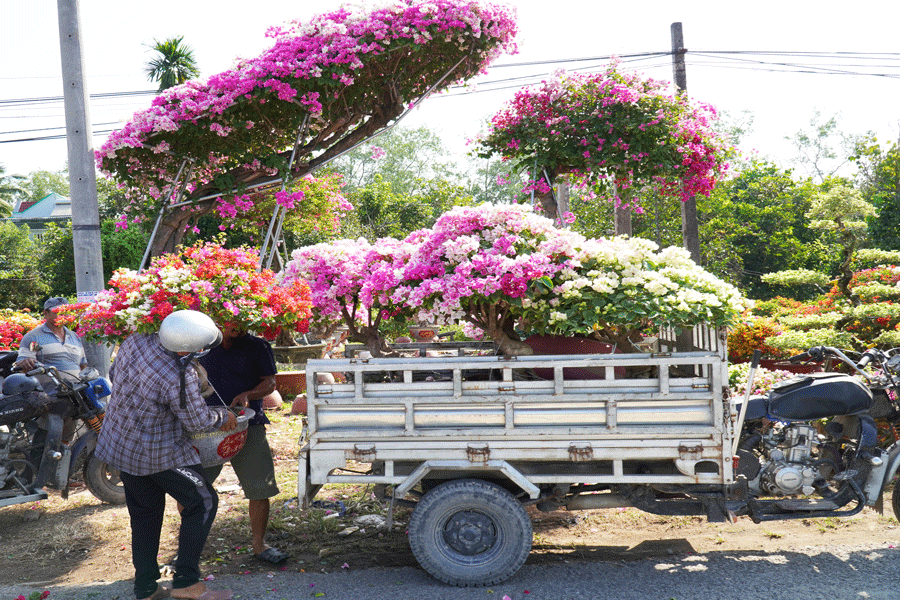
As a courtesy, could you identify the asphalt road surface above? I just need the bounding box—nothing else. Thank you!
[5,541,899,600]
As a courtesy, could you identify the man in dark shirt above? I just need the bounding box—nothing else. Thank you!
[198,324,288,565]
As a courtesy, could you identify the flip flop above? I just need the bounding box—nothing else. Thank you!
[254,546,289,564]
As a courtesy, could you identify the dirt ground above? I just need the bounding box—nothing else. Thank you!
[3,403,900,589]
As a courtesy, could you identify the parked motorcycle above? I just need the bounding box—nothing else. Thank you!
[729,346,900,522]
[0,351,125,507]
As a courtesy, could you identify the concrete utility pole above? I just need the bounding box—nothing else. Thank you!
[671,22,699,355]
[670,22,700,264]
[58,0,111,375]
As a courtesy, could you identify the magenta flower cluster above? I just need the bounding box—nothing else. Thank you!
[474,62,731,207]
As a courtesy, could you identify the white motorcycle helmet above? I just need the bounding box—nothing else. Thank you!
[159,310,222,355]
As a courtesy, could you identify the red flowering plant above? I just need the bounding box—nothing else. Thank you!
[0,309,42,351]
[56,240,312,344]
[727,317,789,362]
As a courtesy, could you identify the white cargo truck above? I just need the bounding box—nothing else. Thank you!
[298,330,740,586]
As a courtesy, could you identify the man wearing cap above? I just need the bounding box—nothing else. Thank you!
[16,296,90,392]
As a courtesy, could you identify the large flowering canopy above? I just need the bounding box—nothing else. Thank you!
[474,63,730,216]
[98,0,517,254]
[57,241,313,344]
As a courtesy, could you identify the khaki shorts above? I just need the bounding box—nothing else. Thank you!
[204,424,279,500]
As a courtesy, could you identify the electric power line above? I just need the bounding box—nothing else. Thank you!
[2,49,897,144]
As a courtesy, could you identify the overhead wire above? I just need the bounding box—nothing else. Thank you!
[1,49,896,144]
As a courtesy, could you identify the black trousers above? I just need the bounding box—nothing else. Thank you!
[121,464,218,598]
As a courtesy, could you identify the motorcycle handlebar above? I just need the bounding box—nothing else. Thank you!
[857,350,876,370]
[788,351,812,364]
[789,346,827,363]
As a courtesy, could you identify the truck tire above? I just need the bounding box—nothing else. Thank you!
[83,453,126,504]
[408,478,532,587]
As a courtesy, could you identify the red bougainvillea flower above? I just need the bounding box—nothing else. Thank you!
[57,241,312,344]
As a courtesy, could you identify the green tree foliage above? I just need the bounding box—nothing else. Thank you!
[856,142,900,250]
[39,220,148,298]
[0,221,48,310]
[342,175,473,241]
[785,110,868,182]
[144,36,201,92]
[463,157,527,205]
[96,175,130,221]
[697,162,836,299]
[0,164,25,217]
[332,125,461,195]
[18,169,69,204]
[805,182,876,305]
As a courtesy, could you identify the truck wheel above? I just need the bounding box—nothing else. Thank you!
[408,478,531,587]
[83,453,125,504]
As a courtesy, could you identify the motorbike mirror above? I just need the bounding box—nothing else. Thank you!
[79,366,100,380]
[886,354,900,375]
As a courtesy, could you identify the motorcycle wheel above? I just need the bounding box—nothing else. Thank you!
[83,454,125,504]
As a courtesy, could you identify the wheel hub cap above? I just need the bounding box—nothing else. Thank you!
[443,510,497,555]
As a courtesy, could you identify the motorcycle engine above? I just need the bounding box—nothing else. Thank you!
[751,424,821,496]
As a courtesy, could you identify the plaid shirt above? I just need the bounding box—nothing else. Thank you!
[95,333,228,476]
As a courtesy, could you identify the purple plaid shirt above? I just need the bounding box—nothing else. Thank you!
[95,333,228,476]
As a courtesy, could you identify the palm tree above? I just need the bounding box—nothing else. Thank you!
[0,163,24,218]
[144,36,201,92]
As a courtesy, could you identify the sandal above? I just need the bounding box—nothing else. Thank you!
[254,546,289,564]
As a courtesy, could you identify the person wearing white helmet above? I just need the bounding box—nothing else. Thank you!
[95,310,236,600]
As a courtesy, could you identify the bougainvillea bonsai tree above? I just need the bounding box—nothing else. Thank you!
[521,236,749,350]
[395,203,747,353]
[57,240,313,344]
[396,203,563,355]
[281,237,420,357]
[98,0,518,256]
[473,63,730,224]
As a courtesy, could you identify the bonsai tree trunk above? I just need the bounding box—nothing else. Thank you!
[468,301,533,356]
[341,306,398,358]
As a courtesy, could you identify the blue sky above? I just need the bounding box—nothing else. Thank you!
[1,0,898,178]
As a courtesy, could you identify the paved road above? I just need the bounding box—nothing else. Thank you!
[5,542,900,600]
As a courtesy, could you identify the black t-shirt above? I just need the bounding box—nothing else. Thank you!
[198,334,277,426]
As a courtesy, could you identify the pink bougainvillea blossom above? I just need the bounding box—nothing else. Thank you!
[474,62,731,214]
[98,0,518,240]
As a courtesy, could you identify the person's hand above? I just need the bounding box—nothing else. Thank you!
[230,392,251,409]
[219,410,238,432]
[17,358,37,372]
